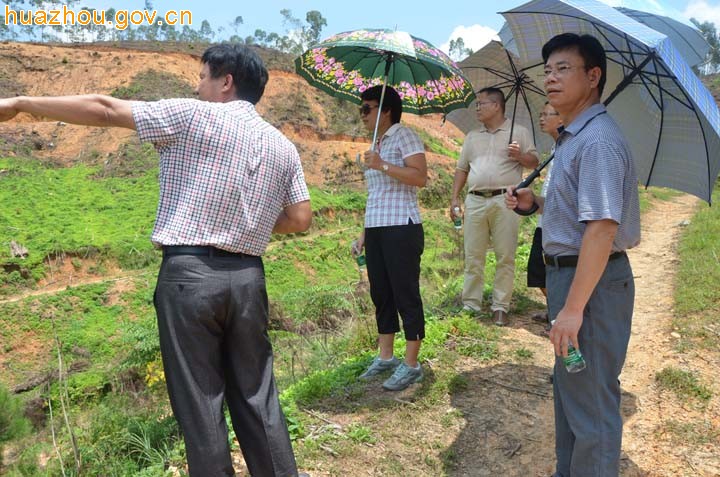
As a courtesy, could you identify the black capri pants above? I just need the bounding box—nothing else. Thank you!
[364,223,425,340]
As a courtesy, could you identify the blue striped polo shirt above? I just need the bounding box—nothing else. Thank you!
[542,103,641,256]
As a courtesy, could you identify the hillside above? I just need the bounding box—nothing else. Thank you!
[0,41,463,187]
[1,41,718,477]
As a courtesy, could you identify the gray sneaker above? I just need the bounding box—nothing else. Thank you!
[359,356,400,379]
[382,362,423,391]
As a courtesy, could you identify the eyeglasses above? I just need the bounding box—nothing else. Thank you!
[359,104,379,116]
[475,101,496,108]
[538,64,586,79]
[539,112,560,118]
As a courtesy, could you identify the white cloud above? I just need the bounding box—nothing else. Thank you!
[440,24,499,56]
[684,1,720,27]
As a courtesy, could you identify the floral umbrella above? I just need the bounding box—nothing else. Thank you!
[295,28,476,146]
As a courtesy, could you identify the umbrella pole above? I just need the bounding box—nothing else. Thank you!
[371,57,394,152]
[371,79,388,151]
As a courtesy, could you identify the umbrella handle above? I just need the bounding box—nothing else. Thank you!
[512,153,553,215]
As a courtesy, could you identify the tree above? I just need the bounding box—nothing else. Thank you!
[199,19,215,42]
[305,10,327,47]
[449,37,473,62]
[691,18,720,74]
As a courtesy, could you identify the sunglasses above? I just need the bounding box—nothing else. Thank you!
[359,104,379,116]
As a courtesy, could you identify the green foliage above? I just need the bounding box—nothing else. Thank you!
[0,384,30,465]
[655,367,713,403]
[418,168,454,209]
[410,126,460,159]
[346,423,376,444]
[110,69,195,101]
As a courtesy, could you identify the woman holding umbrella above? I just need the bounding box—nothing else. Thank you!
[352,85,428,392]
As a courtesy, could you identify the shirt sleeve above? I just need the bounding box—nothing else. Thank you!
[577,139,628,224]
[457,131,473,172]
[519,126,539,160]
[132,99,199,147]
[398,127,426,158]
[282,146,311,207]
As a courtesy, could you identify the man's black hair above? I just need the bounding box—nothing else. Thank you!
[360,85,402,124]
[201,43,268,104]
[477,86,506,114]
[541,33,607,97]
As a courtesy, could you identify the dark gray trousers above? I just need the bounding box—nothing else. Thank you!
[154,253,298,477]
[546,254,634,477]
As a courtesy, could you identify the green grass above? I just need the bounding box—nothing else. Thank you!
[655,367,713,403]
[409,126,460,159]
[674,187,720,352]
[0,158,158,293]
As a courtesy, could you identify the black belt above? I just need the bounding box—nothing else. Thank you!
[162,246,254,258]
[543,251,626,268]
[469,188,507,198]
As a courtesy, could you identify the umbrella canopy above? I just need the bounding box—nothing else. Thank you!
[616,7,709,69]
[295,29,476,121]
[501,0,720,203]
[445,40,552,153]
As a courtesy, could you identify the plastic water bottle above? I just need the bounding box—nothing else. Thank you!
[356,253,366,271]
[551,320,587,373]
[351,240,366,273]
[452,206,462,230]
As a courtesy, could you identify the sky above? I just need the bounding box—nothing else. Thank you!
[5,0,720,53]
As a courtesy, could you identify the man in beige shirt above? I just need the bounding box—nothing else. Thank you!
[450,87,539,326]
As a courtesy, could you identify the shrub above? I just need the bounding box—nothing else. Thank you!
[0,384,30,466]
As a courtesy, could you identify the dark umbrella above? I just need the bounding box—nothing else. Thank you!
[502,0,720,203]
[446,40,552,153]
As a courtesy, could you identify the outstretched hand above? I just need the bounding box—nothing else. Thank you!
[0,98,19,122]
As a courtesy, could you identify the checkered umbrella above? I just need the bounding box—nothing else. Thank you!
[445,40,553,154]
[616,7,710,69]
[501,0,720,203]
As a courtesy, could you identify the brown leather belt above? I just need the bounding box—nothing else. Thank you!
[543,251,626,268]
[469,188,507,198]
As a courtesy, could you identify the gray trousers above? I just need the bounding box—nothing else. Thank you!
[546,254,634,477]
[154,253,298,477]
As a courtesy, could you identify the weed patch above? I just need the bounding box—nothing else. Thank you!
[111,69,195,101]
[655,367,712,403]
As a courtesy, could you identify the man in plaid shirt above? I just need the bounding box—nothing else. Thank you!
[0,44,311,477]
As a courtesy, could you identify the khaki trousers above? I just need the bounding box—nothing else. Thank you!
[462,194,519,312]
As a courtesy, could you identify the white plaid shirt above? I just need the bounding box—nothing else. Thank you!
[132,99,310,256]
[364,124,425,228]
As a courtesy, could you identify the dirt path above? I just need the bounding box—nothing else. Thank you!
[286,193,719,477]
[621,193,719,476]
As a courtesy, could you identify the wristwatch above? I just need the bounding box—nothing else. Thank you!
[381,163,389,172]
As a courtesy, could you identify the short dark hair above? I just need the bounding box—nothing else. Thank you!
[477,86,506,114]
[201,43,268,104]
[360,85,402,124]
[541,33,607,97]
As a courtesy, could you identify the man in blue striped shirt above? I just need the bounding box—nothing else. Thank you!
[507,33,640,476]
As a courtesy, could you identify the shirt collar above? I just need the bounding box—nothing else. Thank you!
[478,117,511,133]
[562,103,606,136]
[382,123,402,138]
